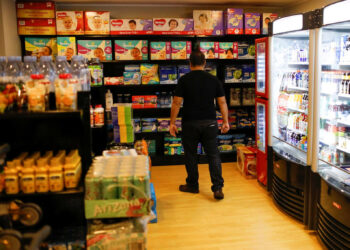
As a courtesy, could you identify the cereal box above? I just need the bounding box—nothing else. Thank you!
[150,42,171,60]
[225,9,243,35]
[171,41,192,60]
[199,42,219,59]
[218,42,238,59]
[56,11,84,35]
[78,40,112,61]
[193,10,224,36]
[84,11,110,35]
[244,13,261,35]
[57,37,76,60]
[110,19,153,35]
[24,37,57,59]
[262,13,278,34]
[159,66,177,84]
[153,18,194,35]
[140,64,159,85]
[115,40,148,61]
[17,18,56,35]
[16,2,55,18]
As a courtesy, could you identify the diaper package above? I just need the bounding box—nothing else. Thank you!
[133,118,141,133]
[225,8,243,35]
[115,40,148,61]
[77,40,112,61]
[178,65,191,78]
[110,19,153,35]
[125,65,140,72]
[153,18,194,35]
[56,11,84,35]
[242,65,255,82]
[158,118,170,132]
[123,72,141,85]
[218,135,234,153]
[230,88,241,106]
[57,37,76,60]
[262,13,278,34]
[200,42,219,59]
[171,41,192,60]
[84,11,110,35]
[194,10,224,36]
[244,13,261,35]
[24,37,57,59]
[150,42,171,60]
[159,66,178,84]
[238,43,255,59]
[218,42,238,59]
[144,96,158,108]
[142,118,158,132]
[140,64,159,85]
[225,66,242,83]
[132,96,144,109]
[204,63,217,76]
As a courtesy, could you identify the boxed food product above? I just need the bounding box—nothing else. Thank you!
[218,135,234,153]
[115,40,148,61]
[230,88,241,106]
[225,8,243,35]
[157,118,170,132]
[193,10,224,36]
[204,63,217,76]
[110,19,153,35]
[17,18,56,35]
[16,1,55,18]
[144,95,157,108]
[77,40,112,61]
[171,41,192,60]
[244,13,261,35]
[200,42,219,59]
[84,11,110,35]
[24,37,57,59]
[140,64,159,85]
[242,65,255,82]
[104,77,124,85]
[159,66,177,84]
[237,146,257,178]
[142,118,157,132]
[150,42,171,60]
[123,72,141,85]
[218,42,238,59]
[56,11,84,35]
[134,118,141,133]
[238,43,255,59]
[57,37,76,60]
[153,18,194,35]
[178,65,191,78]
[225,65,242,83]
[132,96,144,109]
[262,13,278,34]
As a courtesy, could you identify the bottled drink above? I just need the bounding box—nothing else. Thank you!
[71,55,90,91]
[0,56,6,76]
[23,56,39,80]
[88,58,103,87]
[56,56,72,75]
[39,56,57,93]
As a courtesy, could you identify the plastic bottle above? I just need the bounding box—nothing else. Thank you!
[39,56,57,93]
[3,56,23,112]
[56,56,72,75]
[23,56,39,79]
[105,89,113,111]
[55,73,78,110]
[94,105,104,127]
[71,55,90,91]
[49,151,65,192]
[4,161,19,194]
[90,106,95,128]
[21,158,36,194]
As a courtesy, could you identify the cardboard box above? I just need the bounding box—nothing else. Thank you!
[110,19,153,35]
[111,104,133,126]
[123,72,141,85]
[225,65,242,83]
[77,40,112,61]
[244,13,261,35]
[150,42,171,60]
[218,135,234,153]
[157,118,170,132]
[56,11,84,35]
[144,95,157,108]
[153,18,194,35]
[159,66,177,84]
[225,8,243,35]
[199,42,219,59]
[24,37,57,59]
[237,146,257,178]
[238,43,255,59]
[57,37,76,60]
[134,119,141,133]
[178,65,190,78]
[194,10,224,36]
[17,18,56,35]
[16,1,55,18]
[262,13,278,34]
[104,77,124,85]
[132,96,144,109]
[115,40,148,61]
[84,11,110,35]
[218,42,238,59]
[204,63,217,76]
[242,65,255,82]
[171,41,192,60]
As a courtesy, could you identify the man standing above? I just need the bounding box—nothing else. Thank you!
[169,51,230,200]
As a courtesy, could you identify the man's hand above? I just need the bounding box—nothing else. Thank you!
[169,123,178,137]
[221,121,230,134]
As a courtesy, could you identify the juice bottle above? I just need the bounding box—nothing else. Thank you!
[49,151,65,192]
[4,161,19,194]
[21,158,35,194]
[63,150,82,189]
[35,151,53,193]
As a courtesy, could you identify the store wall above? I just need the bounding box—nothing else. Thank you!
[283,0,339,15]
[0,0,5,56]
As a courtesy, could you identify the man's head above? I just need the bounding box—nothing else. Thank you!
[190,50,206,70]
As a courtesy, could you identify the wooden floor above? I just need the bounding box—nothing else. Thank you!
[148,163,323,250]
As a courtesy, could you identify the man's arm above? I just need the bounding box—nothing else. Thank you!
[217,96,230,133]
[169,96,183,137]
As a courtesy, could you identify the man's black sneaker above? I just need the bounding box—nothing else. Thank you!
[214,189,224,200]
[179,184,199,194]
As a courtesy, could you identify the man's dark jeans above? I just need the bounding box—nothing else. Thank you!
[181,120,224,192]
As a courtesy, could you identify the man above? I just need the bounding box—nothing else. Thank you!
[170,50,230,200]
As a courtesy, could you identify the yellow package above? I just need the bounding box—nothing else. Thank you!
[49,151,66,192]
[63,150,82,189]
[4,161,19,194]
[140,64,159,85]
[35,151,53,193]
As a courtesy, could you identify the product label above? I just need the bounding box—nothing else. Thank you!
[153,18,194,35]
[57,37,76,60]
[84,11,110,35]
[78,40,112,61]
[88,65,103,86]
[56,11,84,35]
[115,40,148,61]
[110,19,153,35]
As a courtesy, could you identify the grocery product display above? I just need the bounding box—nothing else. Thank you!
[150,41,171,60]
[244,13,261,35]
[115,40,148,61]
[24,37,57,59]
[57,37,76,60]
[84,11,110,35]
[153,18,194,35]
[225,9,244,35]
[56,11,84,35]
[78,40,113,61]
[193,10,224,36]
[111,19,153,35]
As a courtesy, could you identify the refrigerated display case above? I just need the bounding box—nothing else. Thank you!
[312,0,350,247]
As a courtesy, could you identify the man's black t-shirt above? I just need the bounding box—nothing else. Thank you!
[174,70,225,122]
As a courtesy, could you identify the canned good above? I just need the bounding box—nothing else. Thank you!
[85,175,102,200]
[118,175,133,200]
[102,177,119,200]
[133,174,150,199]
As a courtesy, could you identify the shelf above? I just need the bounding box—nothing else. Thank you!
[224,82,255,87]
[287,127,307,135]
[104,84,177,89]
[319,138,336,147]
[287,86,308,92]
[101,58,255,64]
[288,62,309,66]
[337,146,350,154]
[337,120,350,127]
[0,111,83,120]
[0,186,84,199]
[287,107,308,114]
[338,93,350,99]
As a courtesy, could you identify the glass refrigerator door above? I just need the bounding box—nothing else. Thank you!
[256,39,267,97]
[271,30,310,163]
[257,102,266,153]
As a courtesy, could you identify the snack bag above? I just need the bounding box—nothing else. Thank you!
[150,42,171,60]
[57,37,76,60]
[77,40,112,61]
[24,37,57,59]
[56,11,84,35]
[115,40,148,61]
[171,41,192,60]
[84,11,110,35]
[140,64,159,85]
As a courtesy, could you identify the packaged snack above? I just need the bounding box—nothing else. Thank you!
[230,88,241,106]
[26,74,47,112]
[178,65,191,78]
[134,119,141,133]
[262,13,278,34]
[193,10,224,36]
[140,64,159,85]
[232,134,245,146]
[104,77,124,85]
[204,63,217,76]
[199,42,219,59]
[244,13,261,35]
[142,118,157,132]
[77,40,112,61]
[225,66,242,83]
[158,118,170,132]
[132,96,144,109]
[110,19,153,35]
[171,41,192,60]
[57,37,76,60]
[56,11,84,35]
[218,42,238,59]
[84,11,110,35]
[153,18,194,35]
[16,1,55,18]
[123,72,141,85]
[144,95,157,108]
[55,73,78,110]
[17,18,56,35]
[218,135,234,153]
[150,42,171,60]
[225,9,244,35]
[159,66,178,84]
[115,40,148,61]
[24,37,57,59]
[242,65,255,82]
[238,43,255,59]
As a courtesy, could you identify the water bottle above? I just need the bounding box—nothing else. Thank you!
[39,56,57,93]
[23,56,39,80]
[0,56,6,76]
[71,55,90,91]
[56,56,72,75]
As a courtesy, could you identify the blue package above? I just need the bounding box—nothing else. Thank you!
[204,63,217,76]
[133,119,141,133]
[238,42,255,59]
[141,118,157,132]
[232,134,245,145]
[225,65,242,83]
[159,66,178,84]
[242,65,255,82]
[217,135,234,152]
[123,72,141,85]
[125,64,140,72]
[178,65,191,79]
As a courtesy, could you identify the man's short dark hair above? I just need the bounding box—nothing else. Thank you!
[129,20,136,25]
[190,51,205,66]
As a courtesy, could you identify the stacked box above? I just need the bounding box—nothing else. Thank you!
[16,2,55,18]
[237,146,257,178]
[150,42,171,60]
[225,8,243,35]
[153,18,194,35]
[242,65,255,82]
[57,37,76,60]
[262,13,278,35]
[84,11,110,35]
[218,42,238,59]
[193,10,224,36]
[24,37,57,59]
[111,104,134,143]
[199,42,219,59]
[77,40,112,61]
[17,18,56,35]
[110,19,153,35]
[171,41,192,60]
[159,66,178,84]
[56,11,84,35]
[225,65,242,83]
[115,40,148,61]
[244,13,261,35]
[238,43,255,59]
